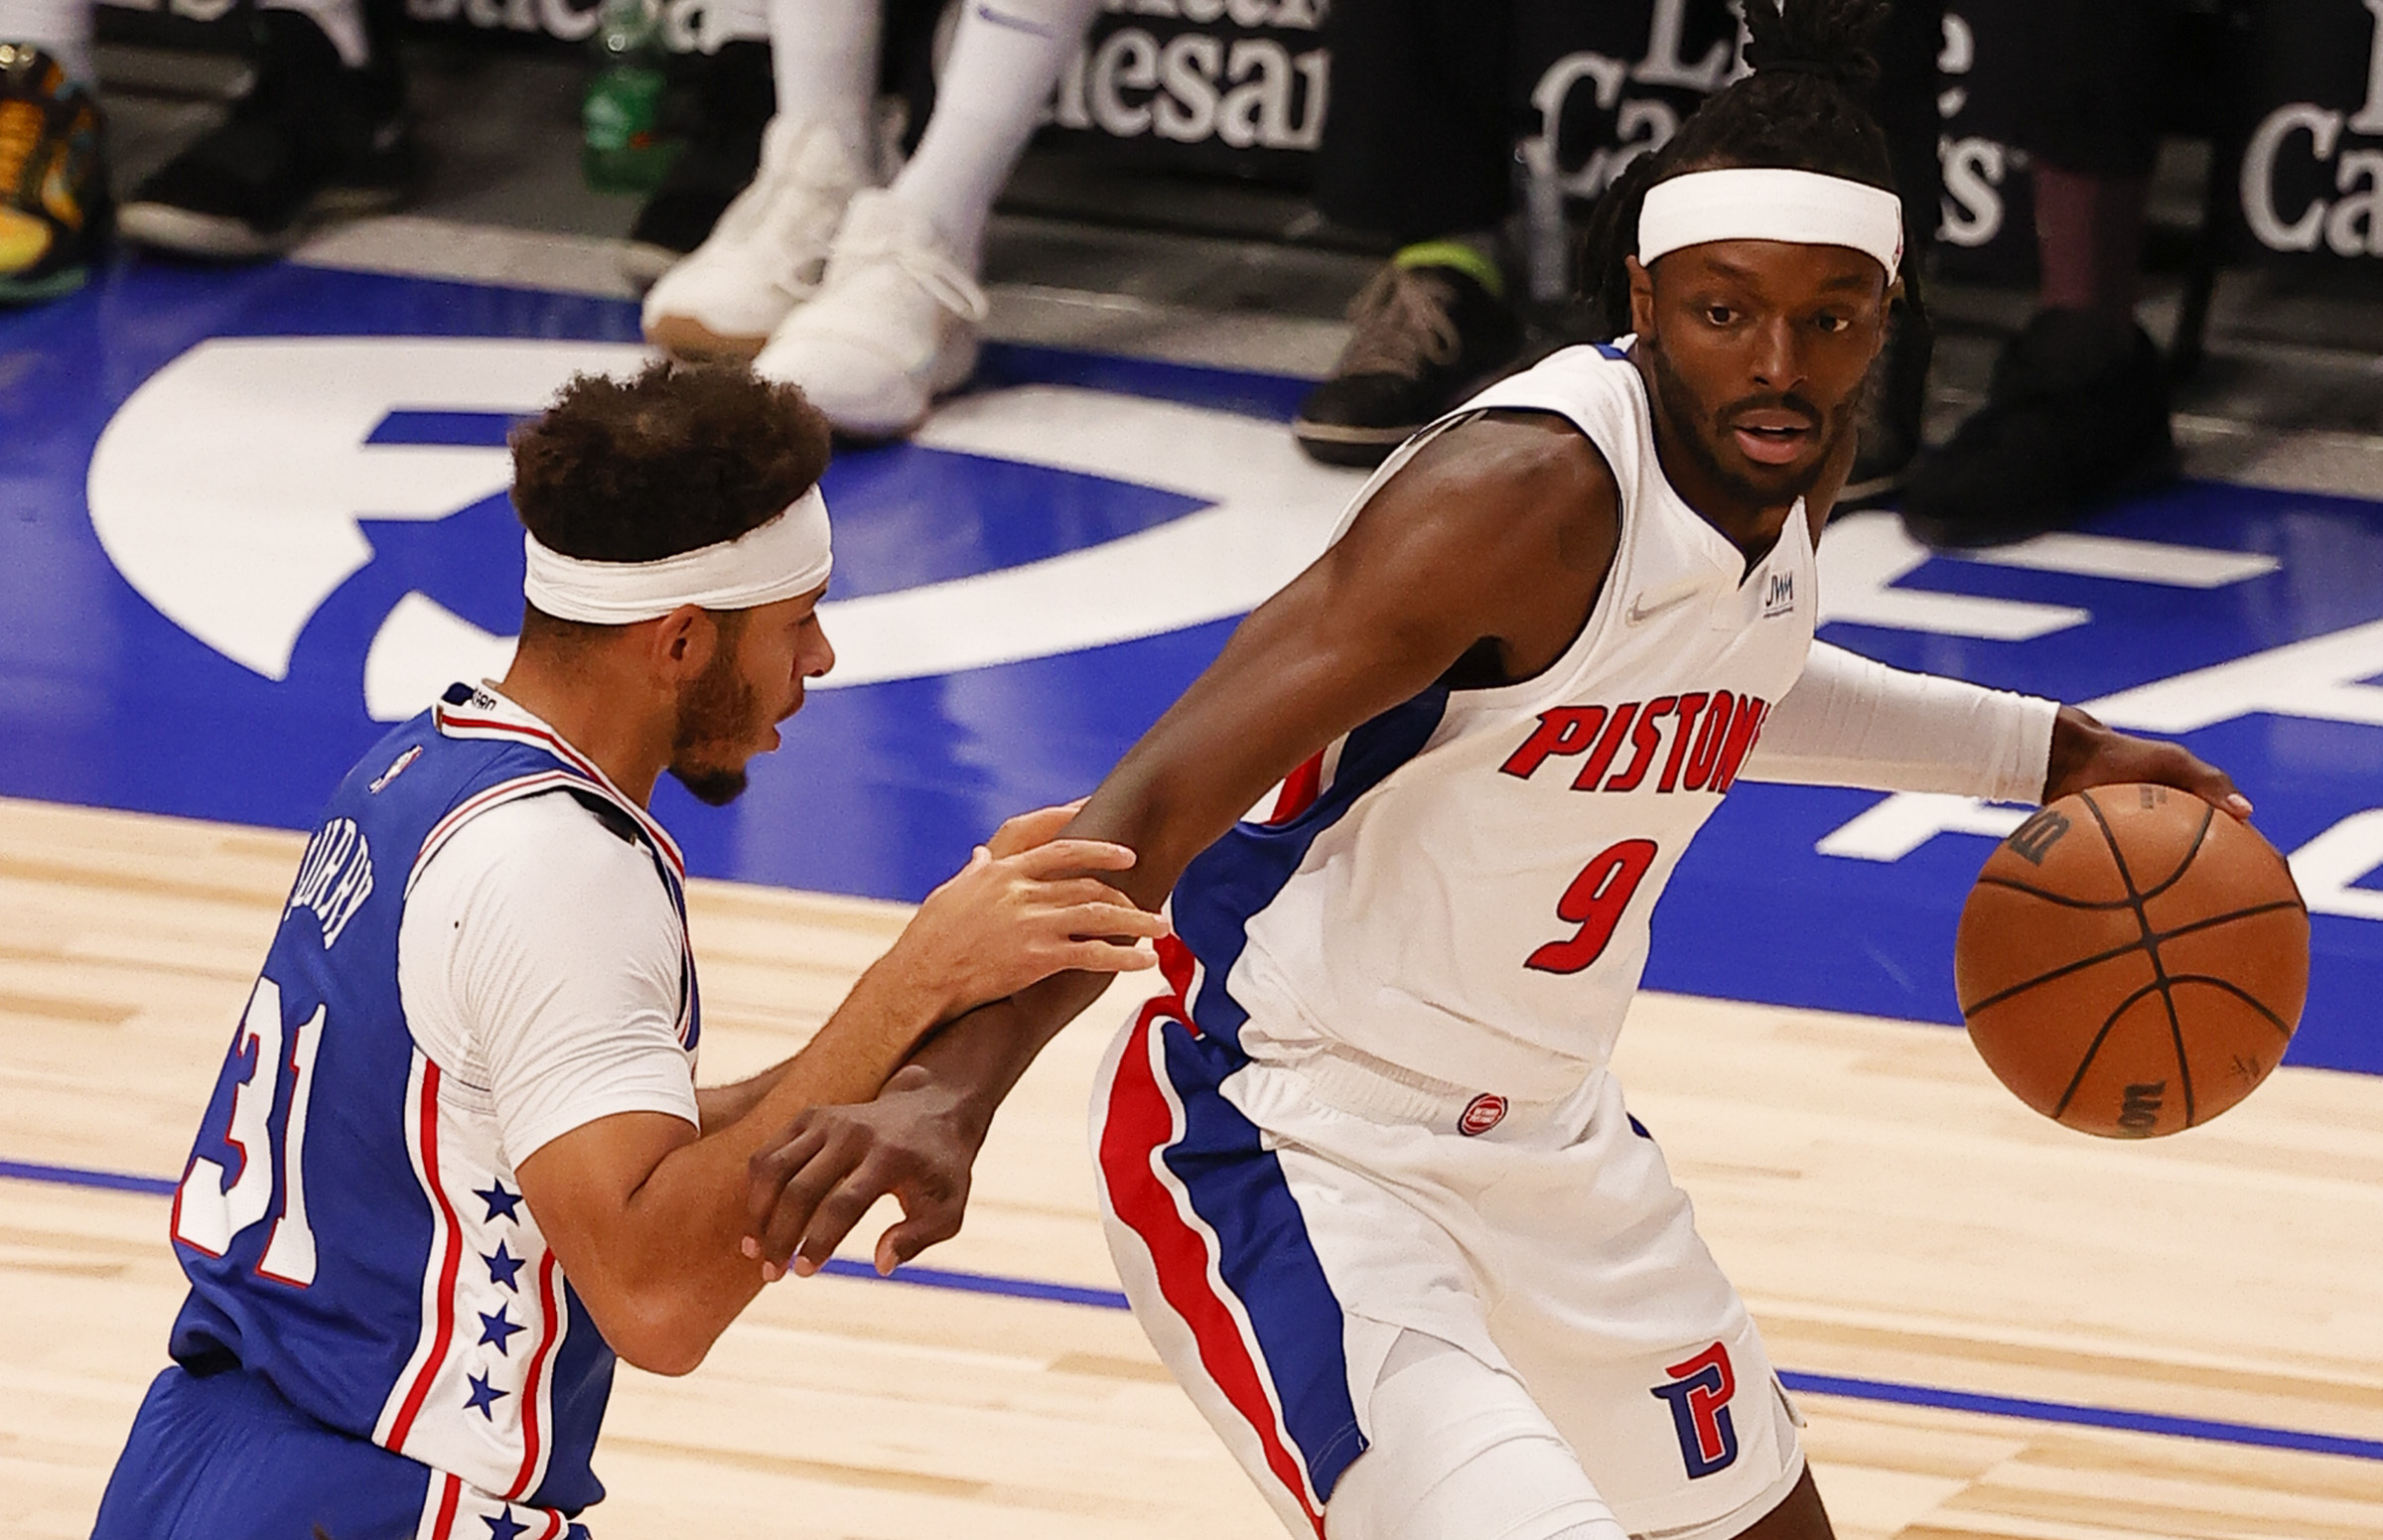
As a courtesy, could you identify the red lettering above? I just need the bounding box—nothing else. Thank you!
[1569,702,1639,790]
[1525,839,1661,974]
[1601,695,1677,792]
[1681,690,1734,791]
[1655,692,1710,792]
[1708,695,1770,792]
[1499,706,1609,780]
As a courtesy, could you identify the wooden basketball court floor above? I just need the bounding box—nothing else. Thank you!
[4,792,2379,1540]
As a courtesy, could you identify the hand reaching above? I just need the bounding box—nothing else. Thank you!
[893,817,1168,1021]
[743,1064,978,1281]
[2042,705,2252,820]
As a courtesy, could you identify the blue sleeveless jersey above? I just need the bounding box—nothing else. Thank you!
[163,682,700,1520]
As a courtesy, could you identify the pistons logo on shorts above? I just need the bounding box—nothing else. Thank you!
[1458,1093,1507,1136]
[1650,1341,1740,1478]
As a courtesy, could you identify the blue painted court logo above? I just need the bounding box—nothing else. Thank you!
[9,259,2383,1073]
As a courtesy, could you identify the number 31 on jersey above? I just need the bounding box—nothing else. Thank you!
[171,973,325,1286]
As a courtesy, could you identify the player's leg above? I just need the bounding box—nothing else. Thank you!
[93,1362,522,1538]
[1324,1329,1626,1540]
[116,0,413,259]
[619,0,776,285]
[0,0,106,303]
[1093,1009,1667,1540]
[1900,0,2177,547]
[1484,1075,1834,1540]
[640,0,879,361]
[1092,1011,1383,1535]
[751,0,1105,437]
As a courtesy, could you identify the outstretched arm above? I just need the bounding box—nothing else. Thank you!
[1742,640,2249,815]
[515,829,1166,1374]
[739,412,1630,1278]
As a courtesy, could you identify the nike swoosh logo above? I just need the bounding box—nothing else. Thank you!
[1625,577,1705,626]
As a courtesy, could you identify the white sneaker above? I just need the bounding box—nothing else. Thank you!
[751,189,989,440]
[641,117,867,363]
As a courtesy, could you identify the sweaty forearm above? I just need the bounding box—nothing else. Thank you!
[1740,641,2058,802]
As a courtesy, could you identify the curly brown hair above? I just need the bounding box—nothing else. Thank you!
[509,359,832,563]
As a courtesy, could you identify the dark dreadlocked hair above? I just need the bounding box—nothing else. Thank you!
[1578,0,1909,340]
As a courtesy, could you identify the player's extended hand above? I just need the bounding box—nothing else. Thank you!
[742,1062,981,1280]
[2042,705,2253,820]
[982,798,1087,860]
[893,833,1168,1019]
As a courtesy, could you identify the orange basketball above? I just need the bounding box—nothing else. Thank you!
[1954,783,2311,1138]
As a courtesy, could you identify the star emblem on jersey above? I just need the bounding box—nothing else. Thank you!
[483,1508,529,1540]
[476,1179,523,1223]
[479,1306,523,1354]
[464,1371,508,1419]
[484,1241,524,1291]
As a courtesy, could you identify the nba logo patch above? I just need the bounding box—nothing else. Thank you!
[1459,1093,1507,1136]
[368,746,422,794]
[1761,570,1795,619]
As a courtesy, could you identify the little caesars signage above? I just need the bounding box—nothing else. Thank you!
[1039,0,1330,179]
[2235,0,2383,262]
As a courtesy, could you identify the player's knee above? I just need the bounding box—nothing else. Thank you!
[1326,1331,1624,1540]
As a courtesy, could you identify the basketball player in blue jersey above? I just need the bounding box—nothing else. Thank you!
[92,362,1170,1539]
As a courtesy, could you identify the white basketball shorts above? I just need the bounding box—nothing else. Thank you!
[1090,1007,1804,1540]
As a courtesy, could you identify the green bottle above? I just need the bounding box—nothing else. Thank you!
[583,0,675,193]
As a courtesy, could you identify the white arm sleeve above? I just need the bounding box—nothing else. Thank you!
[398,791,700,1168]
[1740,640,2061,804]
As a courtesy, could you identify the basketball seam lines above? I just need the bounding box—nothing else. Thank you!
[1958,898,2307,1017]
[2075,790,2196,1129]
[2164,974,2297,1039]
[2050,976,2169,1120]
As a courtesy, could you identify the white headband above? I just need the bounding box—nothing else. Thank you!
[1638,168,1903,282]
[523,486,833,625]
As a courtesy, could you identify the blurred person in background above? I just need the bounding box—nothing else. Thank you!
[0,0,413,300]
[639,0,1102,439]
[1898,0,2181,548]
[1296,0,1943,506]
[618,20,777,288]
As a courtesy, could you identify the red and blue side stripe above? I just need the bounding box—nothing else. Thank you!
[1100,1007,1367,1533]
[1172,687,1450,1050]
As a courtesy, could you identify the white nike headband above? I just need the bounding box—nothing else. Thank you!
[1637,168,1904,283]
[522,485,833,625]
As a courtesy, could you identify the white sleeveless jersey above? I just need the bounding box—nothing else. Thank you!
[1167,343,1818,1101]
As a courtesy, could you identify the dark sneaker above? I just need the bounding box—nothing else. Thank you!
[1294,248,1524,469]
[621,40,774,287]
[1899,308,2175,549]
[117,10,414,260]
[1838,290,1933,510]
[0,46,107,303]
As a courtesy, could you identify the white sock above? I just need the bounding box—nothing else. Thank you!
[0,0,93,83]
[889,0,1102,268]
[766,0,878,159]
[258,0,370,69]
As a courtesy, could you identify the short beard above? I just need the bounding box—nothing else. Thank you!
[666,624,760,807]
[1646,337,1855,511]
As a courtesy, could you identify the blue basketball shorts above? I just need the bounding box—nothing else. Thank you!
[93,1363,591,1540]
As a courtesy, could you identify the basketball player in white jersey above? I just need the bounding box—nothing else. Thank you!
[736,5,2251,1538]
[93,362,1168,1538]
